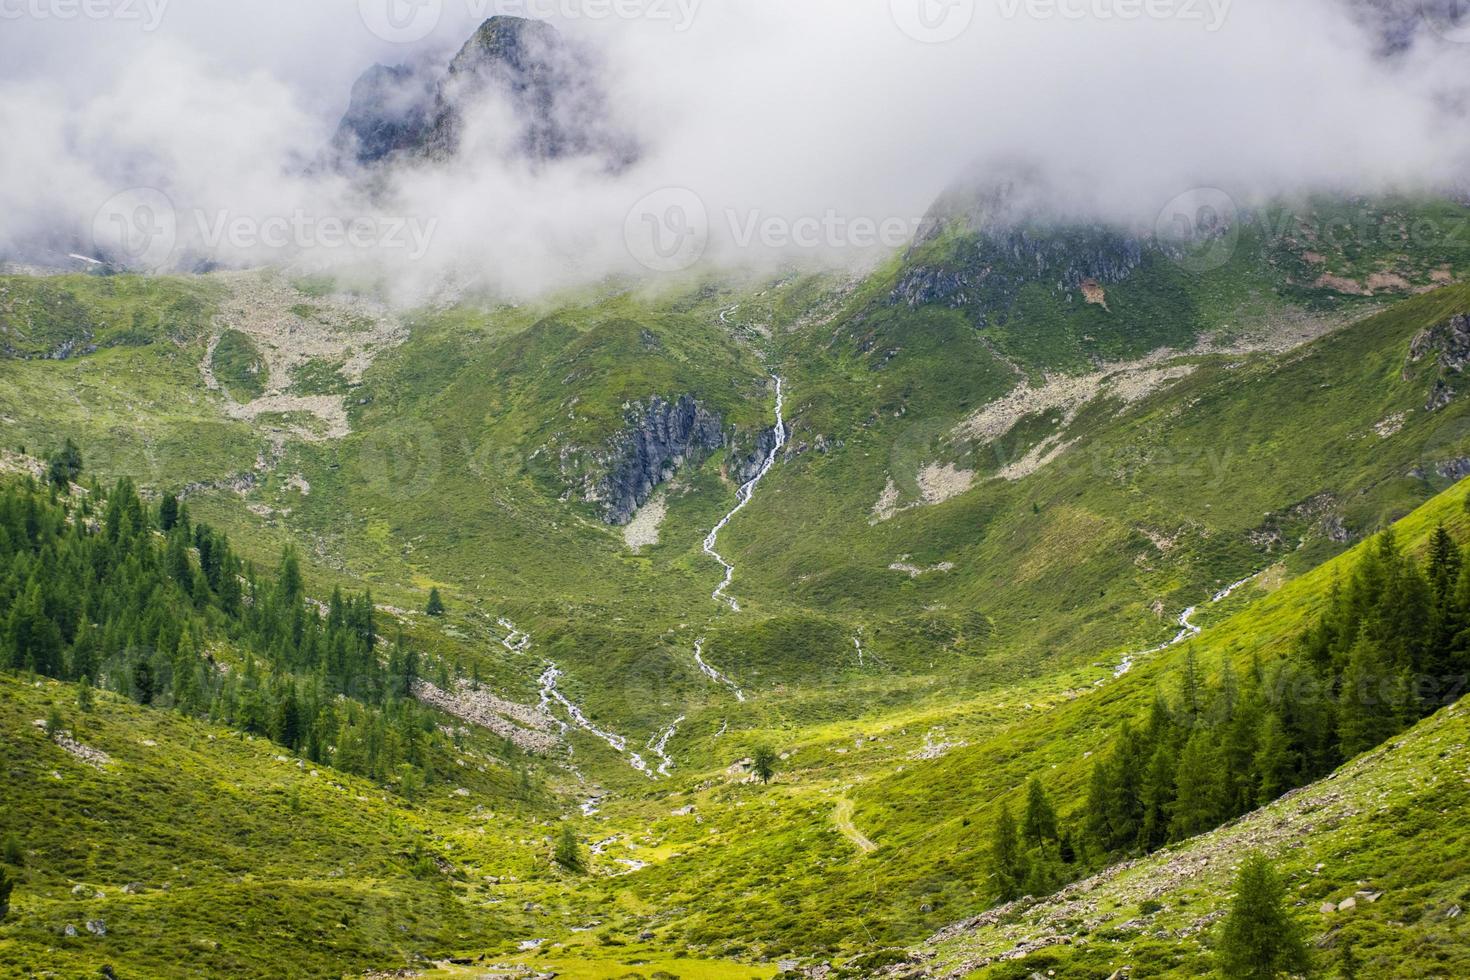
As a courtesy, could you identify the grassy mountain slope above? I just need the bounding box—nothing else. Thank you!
[5,193,1470,974]
[907,697,1470,978]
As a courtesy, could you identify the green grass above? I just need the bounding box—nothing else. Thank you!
[211,328,268,401]
[3,193,1470,972]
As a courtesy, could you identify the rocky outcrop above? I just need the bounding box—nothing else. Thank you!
[730,425,780,485]
[1406,312,1470,411]
[595,396,725,525]
[892,164,1149,323]
[1345,0,1469,55]
[333,64,437,166]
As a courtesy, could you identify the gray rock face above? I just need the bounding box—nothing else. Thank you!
[1409,312,1470,372]
[1345,0,1470,55]
[893,225,1146,318]
[1407,312,1470,411]
[892,163,1147,323]
[335,17,636,171]
[731,426,779,485]
[333,64,437,166]
[596,396,725,526]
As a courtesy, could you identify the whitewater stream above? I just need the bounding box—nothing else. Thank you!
[702,375,787,612]
[1112,571,1263,678]
[693,637,746,702]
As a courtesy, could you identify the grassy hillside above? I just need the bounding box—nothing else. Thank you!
[4,193,1470,975]
[908,696,1470,978]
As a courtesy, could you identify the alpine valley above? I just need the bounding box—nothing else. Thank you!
[3,7,1470,980]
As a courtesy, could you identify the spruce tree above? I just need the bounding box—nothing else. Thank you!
[989,802,1024,901]
[1337,632,1395,758]
[46,438,82,489]
[158,494,179,532]
[75,675,94,713]
[751,744,778,784]
[1021,777,1058,852]
[0,865,12,921]
[1170,727,1226,841]
[1140,740,1178,851]
[1252,711,1296,806]
[554,823,583,872]
[425,588,445,617]
[1216,852,1309,979]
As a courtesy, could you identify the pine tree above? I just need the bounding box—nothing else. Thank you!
[0,865,12,921]
[158,494,180,532]
[1428,525,1461,601]
[132,659,156,705]
[1021,777,1058,852]
[1170,727,1226,841]
[1338,632,1396,758]
[46,438,82,489]
[1216,852,1309,979]
[751,744,778,784]
[1084,759,1113,853]
[425,588,445,617]
[554,823,583,872]
[1139,740,1178,851]
[989,802,1024,901]
[1057,831,1076,864]
[1178,649,1204,726]
[1252,711,1296,805]
[75,675,94,713]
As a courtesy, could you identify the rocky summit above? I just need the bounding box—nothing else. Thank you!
[335,16,636,170]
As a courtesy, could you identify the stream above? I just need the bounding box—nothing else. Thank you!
[1112,571,1264,678]
[702,375,787,612]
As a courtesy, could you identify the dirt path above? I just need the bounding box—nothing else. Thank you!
[834,797,877,854]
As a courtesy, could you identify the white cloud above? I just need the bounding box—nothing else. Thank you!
[1,0,1466,300]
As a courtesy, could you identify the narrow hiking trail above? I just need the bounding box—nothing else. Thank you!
[693,637,746,702]
[1112,571,1264,678]
[833,797,877,854]
[703,375,787,612]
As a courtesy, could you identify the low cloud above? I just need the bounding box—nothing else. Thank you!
[1,0,1467,302]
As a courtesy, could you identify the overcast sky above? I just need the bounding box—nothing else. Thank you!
[1,0,1466,299]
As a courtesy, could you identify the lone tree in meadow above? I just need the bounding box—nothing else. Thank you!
[554,823,584,873]
[425,588,446,617]
[1217,851,1310,979]
[751,744,778,784]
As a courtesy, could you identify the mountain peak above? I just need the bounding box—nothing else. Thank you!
[334,16,635,170]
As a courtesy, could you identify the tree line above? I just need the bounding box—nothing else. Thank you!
[1,471,462,793]
[993,525,1470,902]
